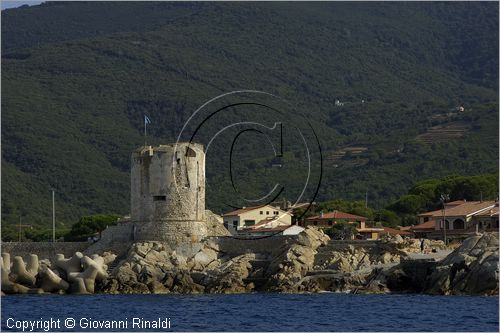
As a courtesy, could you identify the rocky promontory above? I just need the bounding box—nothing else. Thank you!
[2,228,498,296]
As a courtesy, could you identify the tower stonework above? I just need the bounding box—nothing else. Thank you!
[130,143,207,244]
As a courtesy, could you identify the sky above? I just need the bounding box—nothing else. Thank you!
[1,1,44,10]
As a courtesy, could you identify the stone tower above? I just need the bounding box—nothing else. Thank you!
[130,143,207,244]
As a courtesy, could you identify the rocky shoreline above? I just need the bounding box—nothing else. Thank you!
[2,228,498,296]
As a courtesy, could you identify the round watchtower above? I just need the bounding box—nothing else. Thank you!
[130,143,207,244]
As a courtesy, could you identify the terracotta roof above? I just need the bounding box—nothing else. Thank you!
[411,220,436,230]
[399,226,412,231]
[307,210,367,221]
[474,205,499,217]
[418,201,496,218]
[443,201,496,217]
[418,209,443,217]
[381,227,412,236]
[446,200,467,207]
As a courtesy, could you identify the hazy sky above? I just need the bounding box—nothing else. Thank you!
[1,1,43,10]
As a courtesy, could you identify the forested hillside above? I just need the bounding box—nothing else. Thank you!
[2,1,498,231]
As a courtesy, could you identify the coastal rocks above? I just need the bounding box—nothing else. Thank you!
[202,253,256,293]
[296,227,330,249]
[265,227,329,292]
[379,234,446,255]
[101,241,206,294]
[425,233,499,295]
[314,240,405,274]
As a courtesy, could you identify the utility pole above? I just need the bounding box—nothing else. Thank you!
[18,216,22,242]
[52,190,55,242]
[365,190,368,208]
[440,194,449,244]
[18,216,31,243]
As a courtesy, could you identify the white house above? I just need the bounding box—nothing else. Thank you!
[222,204,292,234]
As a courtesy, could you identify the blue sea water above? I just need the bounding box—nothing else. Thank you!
[1,293,498,332]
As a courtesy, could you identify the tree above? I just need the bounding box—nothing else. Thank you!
[387,194,427,215]
[374,209,400,228]
[65,214,121,241]
[325,222,358,240]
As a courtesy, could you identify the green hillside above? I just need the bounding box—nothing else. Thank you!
[2,1,498,231]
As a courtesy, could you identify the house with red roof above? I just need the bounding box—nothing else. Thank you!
[305,210,367,228]
[415,200,498,239]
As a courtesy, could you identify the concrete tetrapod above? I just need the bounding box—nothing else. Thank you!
[38,267,70,293]
[2,256,43,294]
[1,258,29,294]
[70,277,91,294]
[82,255,108,281]
[26,254,39,276]
[10,256,36,286]
[54,252,83,276]
[1,251,111,295]
[68,265,99,293]
[2,253,11,273]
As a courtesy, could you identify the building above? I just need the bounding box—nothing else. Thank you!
[356,225,412,240]
[471,205,499,231]
[356,225,384,240]
[417,200,466,224]
[222,205,292,234]
[305,210,367,228]
[414,200,499,239]
[96,143,225,253]
[411,220,436,238]
[129,143,208,244]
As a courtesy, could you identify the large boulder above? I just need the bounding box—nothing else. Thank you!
[425,233,499,295]
[296,227,330,249]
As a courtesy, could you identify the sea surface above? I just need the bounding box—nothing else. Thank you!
[1,293,498,332]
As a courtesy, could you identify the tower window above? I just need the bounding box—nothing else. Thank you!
[186,147,197,157]
[153,195,167,201]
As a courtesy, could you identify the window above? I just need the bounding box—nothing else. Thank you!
[185,147,197,157]
[453,219,465,230]
[233,221,238,229]
[424,217,429,222]
[260,211,263,214]
[328,220,333,226]
[266,211,269,215]
[244,220,256,226]
[153,195,166,201]
[223,222,229,229]
[313,221,318,226]
[274,211,279,215]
